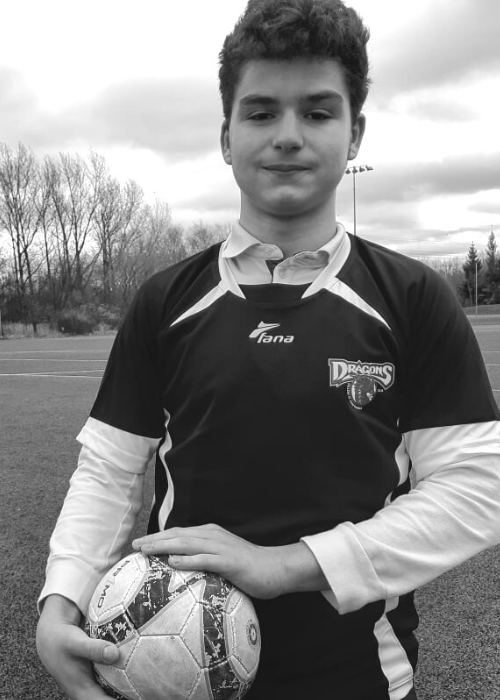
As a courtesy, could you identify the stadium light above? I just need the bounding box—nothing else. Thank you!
[475,254,478,321]
[345,165,374,236]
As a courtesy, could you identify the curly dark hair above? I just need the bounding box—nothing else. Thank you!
[218,0,370,123]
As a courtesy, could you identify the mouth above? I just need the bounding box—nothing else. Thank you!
[263,164,310,173]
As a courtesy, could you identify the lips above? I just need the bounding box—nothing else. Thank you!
[263,164,310,172]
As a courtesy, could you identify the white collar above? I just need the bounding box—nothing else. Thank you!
[221,221,347,266]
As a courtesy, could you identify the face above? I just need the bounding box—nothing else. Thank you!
[221,58,365,221]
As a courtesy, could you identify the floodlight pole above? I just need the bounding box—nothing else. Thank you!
[475,259,478,321]
[345,165,374,236]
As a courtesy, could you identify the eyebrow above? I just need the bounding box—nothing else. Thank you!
[238,90,344,109]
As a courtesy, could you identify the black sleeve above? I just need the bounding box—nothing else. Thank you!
[399,270,499,433]
[90,281,166,439]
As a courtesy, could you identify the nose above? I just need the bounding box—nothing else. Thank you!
[272,112,304,152]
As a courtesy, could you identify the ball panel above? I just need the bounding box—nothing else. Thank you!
[86,610,137,646]
[88,554,148,621]
[139,584,197,636]
[125,557,201,632]
[207,660,247,700]
[95,638,143,700]
[186,668,213,700]
[202,573,233,667]
[169,566,204,591]
[94,671,135,700]
[128,636,202,700]
[178,594,205,667]
[94,633,139,677]
[225,595,260,678]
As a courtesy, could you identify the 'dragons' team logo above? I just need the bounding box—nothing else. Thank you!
[328,359,395,410]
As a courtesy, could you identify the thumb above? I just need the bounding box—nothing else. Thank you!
[67,627,120,665]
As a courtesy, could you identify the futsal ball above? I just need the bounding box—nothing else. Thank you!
[85,552,261,700]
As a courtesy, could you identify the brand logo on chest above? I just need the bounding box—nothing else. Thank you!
[328,359,395,410]
[249,321,294,344]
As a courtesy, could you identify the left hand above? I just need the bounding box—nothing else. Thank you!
[132,524,303,600]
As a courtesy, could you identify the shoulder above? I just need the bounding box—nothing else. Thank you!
[117,243,223,338]
[129,243,223,325]
[342,234,464,331]
[348,235,442,287]
[142,243,222,298]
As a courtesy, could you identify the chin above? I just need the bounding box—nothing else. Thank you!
[263,197,323,219]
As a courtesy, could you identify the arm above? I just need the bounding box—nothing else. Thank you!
[37,418,159,699]
[133,523,328,599]
[37,594,120,700]
[38,418,158,611]
[132,421,500,608]
[302,420,500,613]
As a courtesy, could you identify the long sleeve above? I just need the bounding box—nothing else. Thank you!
[38,418,159,614]
[303,420,500,614]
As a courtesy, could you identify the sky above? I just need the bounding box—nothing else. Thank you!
[0,0,499,259]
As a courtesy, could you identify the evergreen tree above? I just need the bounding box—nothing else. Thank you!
[459,242,484,306]
[483,230,500,304]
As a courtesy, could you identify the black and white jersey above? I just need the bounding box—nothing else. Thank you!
[46,228,499,700]
[81,230,500,699]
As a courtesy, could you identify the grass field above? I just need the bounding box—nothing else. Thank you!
[1,327,499,700]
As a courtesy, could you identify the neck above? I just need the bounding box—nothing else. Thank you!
[239,200,337,257]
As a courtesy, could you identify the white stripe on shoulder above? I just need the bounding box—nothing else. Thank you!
[77,416,161,474]
[171,284,227,326]
[326,279,391,328]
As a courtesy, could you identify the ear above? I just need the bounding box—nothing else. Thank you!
[347,113,366,161]
[220,119,232,165]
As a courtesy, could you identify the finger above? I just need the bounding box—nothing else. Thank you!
[65,626,120,665]
[133,526,219,549]
[140,535,222,557]
[168,553,224,573]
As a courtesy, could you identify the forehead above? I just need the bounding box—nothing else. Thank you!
[234,58,349,105]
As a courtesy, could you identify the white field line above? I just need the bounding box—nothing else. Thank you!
[0,349,109,354]
[0,358,106,362]
[0,370,103,379]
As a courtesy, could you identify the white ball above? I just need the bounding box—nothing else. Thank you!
[85,552,261,700]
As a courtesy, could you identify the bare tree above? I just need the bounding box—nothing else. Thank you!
[187,220,229,254]
[0,143,46,333]
[114,200,190,309]
[43,152,101,309]
[90,152,144,304]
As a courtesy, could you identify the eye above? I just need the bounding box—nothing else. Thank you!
[305,111,331,121]
[248,111,275,121]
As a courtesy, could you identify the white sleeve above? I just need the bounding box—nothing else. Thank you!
[38,417,160,614]
[302,420,500,615]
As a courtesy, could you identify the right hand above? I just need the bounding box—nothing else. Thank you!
[36,594,119,700]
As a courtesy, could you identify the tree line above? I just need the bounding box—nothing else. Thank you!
[0,143,226,334]
[419,233,500,307]
[1,142,499,335]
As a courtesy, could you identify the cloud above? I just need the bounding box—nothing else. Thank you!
[75,77,224,161]
[4,76,224,162]
[370,0,500,105]
[0,67,39,140]
[468,198,500,217]
[341,153,500,208]
[396,95,478,123]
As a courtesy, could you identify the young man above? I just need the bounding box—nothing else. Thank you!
[37,1,500,699]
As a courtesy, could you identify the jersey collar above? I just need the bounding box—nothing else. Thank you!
[221,220,347,270]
